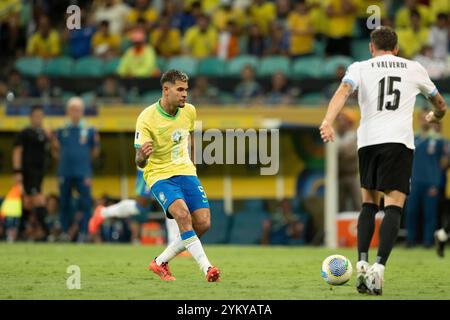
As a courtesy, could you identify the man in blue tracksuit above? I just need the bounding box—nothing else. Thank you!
[51,97,100,241]
[406,111,448,247]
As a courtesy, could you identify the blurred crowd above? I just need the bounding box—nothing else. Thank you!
[0,0,450,106]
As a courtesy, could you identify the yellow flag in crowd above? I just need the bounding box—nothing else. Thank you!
[0,185,22,218]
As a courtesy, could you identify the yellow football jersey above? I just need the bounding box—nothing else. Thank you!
[134,100,197,188]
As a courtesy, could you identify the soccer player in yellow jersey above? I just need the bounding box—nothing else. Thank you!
[134,69,220,282]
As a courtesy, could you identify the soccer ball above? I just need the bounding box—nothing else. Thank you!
[321,254,353,285]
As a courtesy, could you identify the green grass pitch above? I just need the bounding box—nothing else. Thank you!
[0,243,449,300]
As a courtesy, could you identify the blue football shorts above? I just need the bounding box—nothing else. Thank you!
[151,175,210,219]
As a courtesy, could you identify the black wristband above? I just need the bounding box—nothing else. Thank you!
[14,169,22,173]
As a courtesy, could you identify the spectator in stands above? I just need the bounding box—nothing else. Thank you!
[178,1,202,34]
[45,194,62,242]
[51,97,101,242]
[189,76,220,105]
[6,69,29,98]
[0,79,7,99]
[26,15,60,59]
[249,0,276,35]
[150,14,182,58]
[117,29,159,78]
[125,0,158,33]
[287,0,315,59]
[234,64,262,105]
[324,0,358,57]
[397,9,430,59]
[264,71,296,106]
[263,21,289,56]
[217,20,240,60]
[96,75,126,103]
[183,13,218,59]
[395,0,432,29]
[428,13,449,60]
[323,65,351,100]
[335,108,361,212]
[29,75,60,104]
[414,45,450,80]
[212,0,246,32]
[0,0,25,57]
[275,0,291,21]
[261,199,305,245]
[91,20,121,59]
[93,0,130,35]
[246,23,265,57]
[65,9,96,59]
[406,109,448,248]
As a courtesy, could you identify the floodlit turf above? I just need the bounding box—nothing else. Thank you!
[0,243,449,300]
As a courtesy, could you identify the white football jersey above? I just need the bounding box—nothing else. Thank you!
[342,54,438,150]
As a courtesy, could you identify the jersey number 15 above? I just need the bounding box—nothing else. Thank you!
[377,76,401,111]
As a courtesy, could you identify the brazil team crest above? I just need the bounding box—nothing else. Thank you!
[171,130,182,144]
[159,192,167,205]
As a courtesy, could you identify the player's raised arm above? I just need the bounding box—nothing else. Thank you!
[426,92,447,123]
[319,82,353,142]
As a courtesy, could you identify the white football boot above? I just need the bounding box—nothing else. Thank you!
[366,263,385,296]
[356,261,370,294]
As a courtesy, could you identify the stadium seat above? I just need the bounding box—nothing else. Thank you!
[201,200,231,244]
[197,57,226,76]
[72,56,105,77]
[297,92,324,106]
[322,56,354,77]
[14,57,44,77]
[352,40,371,61]
[141,90,162,104]
[290,56,324,79]
[257,56,291,77]
[103,58,120,76]
[43,57,74,77]
[313,39,325,56]
[165,56,198,76]
[226,55,259,76]
[156,57,166,72]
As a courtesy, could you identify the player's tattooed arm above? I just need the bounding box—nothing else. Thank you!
[427,92,447,123]
[135,141,153,168]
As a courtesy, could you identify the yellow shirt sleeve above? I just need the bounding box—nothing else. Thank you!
[189,105,196,132]
[134,110,152,148]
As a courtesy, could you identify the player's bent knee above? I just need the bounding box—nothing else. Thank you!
[194,220,210,237]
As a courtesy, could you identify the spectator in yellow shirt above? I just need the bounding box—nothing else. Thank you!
[117,29,159,78]
[287,0,315,58]
[212,0,246,31]
[395,0,432,29]
[125,0,158,32]
[91,20,121,59]
[150,15,182,58]
[249,0,276,35]
[183,14,218,59]
[397,9,430,59]
[26,15,60,59]
[324,0,358,56]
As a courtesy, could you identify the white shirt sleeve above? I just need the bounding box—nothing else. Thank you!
[342,62,360,93]
[415,61,438,98]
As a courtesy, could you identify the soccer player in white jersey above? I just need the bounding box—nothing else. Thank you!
[319,26,447,295]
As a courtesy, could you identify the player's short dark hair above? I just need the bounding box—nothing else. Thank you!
[30,105,43,115]
[160,69,189,86]
[370,26,398,51]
